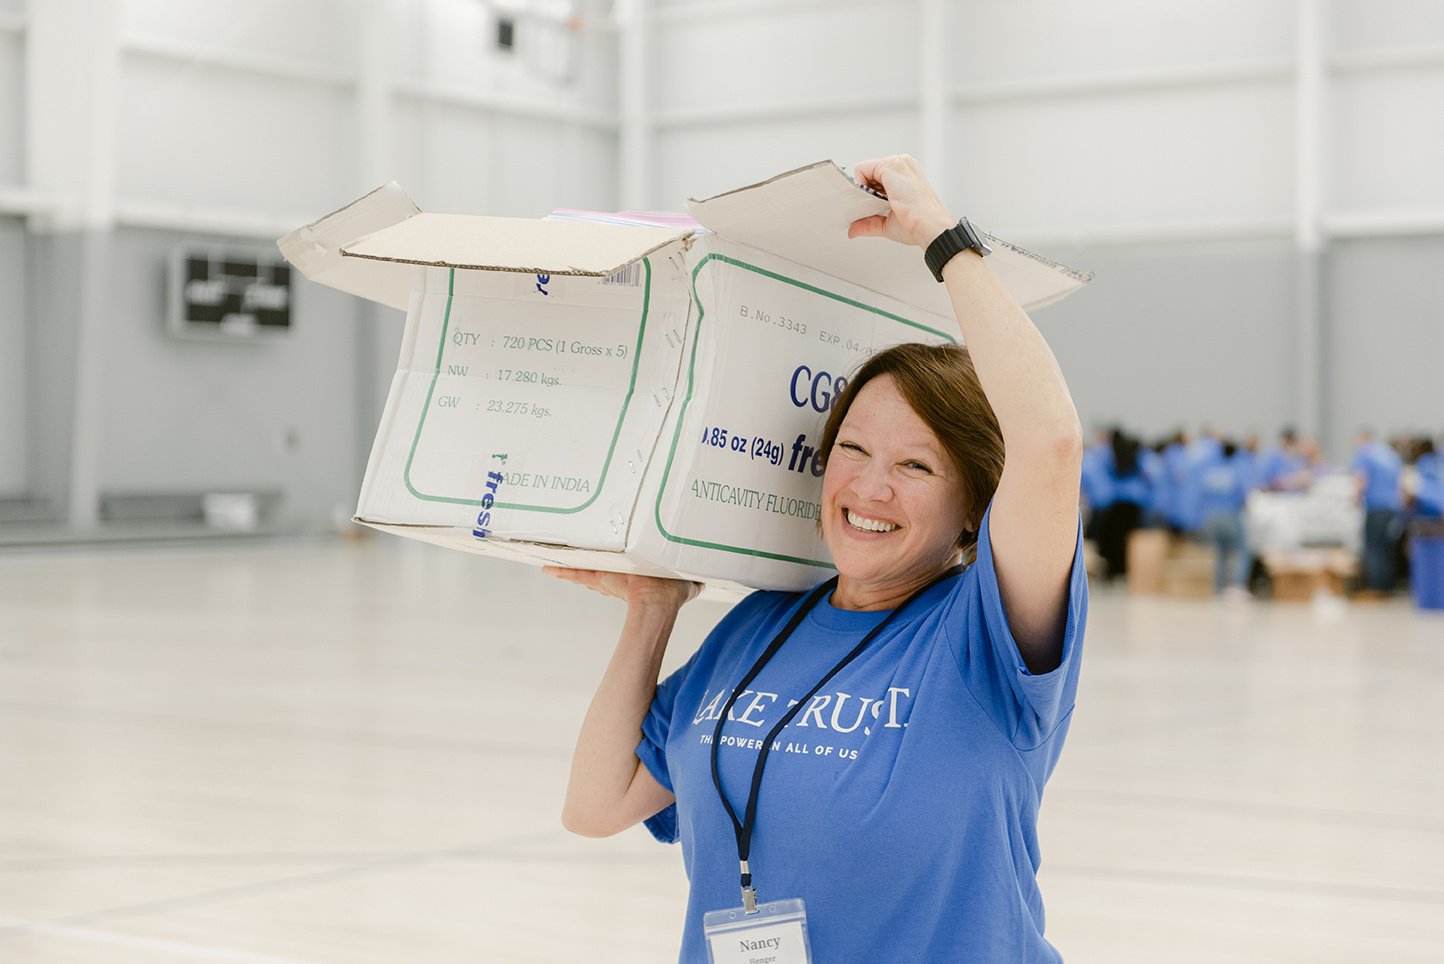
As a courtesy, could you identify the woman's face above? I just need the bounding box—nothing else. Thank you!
[821,375,971,609]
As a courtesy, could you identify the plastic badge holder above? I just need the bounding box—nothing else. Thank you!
[703,898,812,964]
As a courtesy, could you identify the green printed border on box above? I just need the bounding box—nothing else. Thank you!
[652,253,957,567]
[403,260,653,513]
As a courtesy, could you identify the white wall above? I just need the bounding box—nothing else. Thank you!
[391,106,618,216]
[123,0,360,69]
[952,84,1295,236]
[111,0,619,222]
[953,1,1294,81]
[649,1,917,207]
[0,26,21,184]
[948,0,1295,235]
[5,0,621,530]
[114,57,356,215]
[1329,0,1444,215]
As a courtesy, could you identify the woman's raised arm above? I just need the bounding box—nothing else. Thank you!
[848,155,1083,674]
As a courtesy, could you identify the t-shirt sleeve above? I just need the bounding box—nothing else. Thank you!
[947,501,1088,752]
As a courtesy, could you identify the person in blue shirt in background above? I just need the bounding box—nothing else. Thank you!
[1352,430,1405,593]
[1081,428,1115,548]
[1402,435,1443,594]
[1175,430,1222,535]
[1097,430,1149,581]
[1259,427,1308,492]
[1161,430,1191,533]
[1141,439,1170,529]
[1197,440,1254,600]
[1411,439,1444,521]
[1239,433,1262,493]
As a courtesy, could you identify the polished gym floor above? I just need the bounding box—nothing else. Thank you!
[0,535,1441,963]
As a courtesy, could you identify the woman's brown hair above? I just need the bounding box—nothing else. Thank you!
[818,342,1005,561]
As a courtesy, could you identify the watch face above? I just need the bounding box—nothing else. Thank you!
[958,219,992,256]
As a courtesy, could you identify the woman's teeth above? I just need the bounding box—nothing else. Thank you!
[846,509,898,533]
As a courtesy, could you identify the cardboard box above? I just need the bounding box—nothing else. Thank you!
[1161,544,1215,599]
[1270,566,1329,602]
[279,161,1090,592]
[1264,548,1355,601]
[1126,528,1170,595]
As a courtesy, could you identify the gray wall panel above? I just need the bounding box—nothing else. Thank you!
[25,232,82,516]
[1324,236,1444,460]
[93,228,364,531]
[1035,239,1299,445]
[0,217,24,494]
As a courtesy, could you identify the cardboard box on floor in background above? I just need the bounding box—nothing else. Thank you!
[1161,541,1216,599]
[1265,549,1356,601]
[1126,528,1171,594]
[279,161,1091,592]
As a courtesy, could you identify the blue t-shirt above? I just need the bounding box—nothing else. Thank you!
[1110,468,1149,507]
[1174,437,1223,531]
[1141,448,1169,519]
[1416,453,1444,519]
[637,507,1088,963]
[1197,453,1250,518]
[1352,441,1403,511]
[1235,449,1260,491]
[1081,443,1114,512]
[1161,442,1188,526]
[1259,446,1306,490]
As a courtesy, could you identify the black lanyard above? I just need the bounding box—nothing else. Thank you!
[709,565,963,913]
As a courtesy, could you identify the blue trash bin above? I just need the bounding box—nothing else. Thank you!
[1411,536,1444,610]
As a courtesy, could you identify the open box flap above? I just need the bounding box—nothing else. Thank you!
[340,213,690,279]
[687,160,1092,315]
[276,182,422,312]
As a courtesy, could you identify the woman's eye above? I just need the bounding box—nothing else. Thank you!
[904,461,931,473]
[839,441,865,454]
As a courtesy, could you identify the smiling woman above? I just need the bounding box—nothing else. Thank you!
[550,154,1087,963]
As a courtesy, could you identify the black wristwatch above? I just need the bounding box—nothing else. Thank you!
[924,218,992,282]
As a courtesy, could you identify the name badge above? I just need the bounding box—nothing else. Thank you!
[703,898,811,964]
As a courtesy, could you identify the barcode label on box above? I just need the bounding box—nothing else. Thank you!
[603,263,642,287]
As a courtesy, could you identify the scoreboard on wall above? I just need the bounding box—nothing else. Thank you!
[169,247,292,341]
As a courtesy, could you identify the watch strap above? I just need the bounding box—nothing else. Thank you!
[924,218,992,282]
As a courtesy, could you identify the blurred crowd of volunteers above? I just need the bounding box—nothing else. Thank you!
[1081,426,1443,601]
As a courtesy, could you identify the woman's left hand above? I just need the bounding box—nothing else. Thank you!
[847,154,956,249]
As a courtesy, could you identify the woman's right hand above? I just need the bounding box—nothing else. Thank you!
[542,567,702,611]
